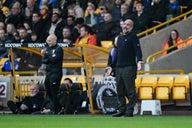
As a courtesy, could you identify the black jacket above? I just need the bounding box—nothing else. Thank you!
[19,92,44,113]
[115,32,142,67]
[42,44,63,74]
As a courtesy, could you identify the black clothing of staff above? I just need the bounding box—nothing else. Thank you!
[42,44,63,114]
[7,92,44,114]
[112,31,142,117]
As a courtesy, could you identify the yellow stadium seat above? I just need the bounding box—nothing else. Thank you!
[138,76,158,100]
[77,75,87,91]
[101,41,114,49]
[155,76,174,100]
[172,75,190,100]
[135,76,142,93]
[0,58,8,67]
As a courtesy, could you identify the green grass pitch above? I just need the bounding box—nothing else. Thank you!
[0,114,192,128]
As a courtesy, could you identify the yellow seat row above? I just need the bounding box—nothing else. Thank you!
[17,75,90,98]
[135,75,190,100]
[61,75,105,91]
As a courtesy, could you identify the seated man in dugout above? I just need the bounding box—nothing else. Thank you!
[63,78,83,114]
[32,83,69,115]
[7,84,45,114]
[33,78,81,115]
[35,77,82,114]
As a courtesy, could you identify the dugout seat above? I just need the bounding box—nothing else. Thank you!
[0,58,9,72]
[155,76,174,100]
[138,76,158,100]
[77,75,86,91]
[135,76,142,93]
[172,75,190,100]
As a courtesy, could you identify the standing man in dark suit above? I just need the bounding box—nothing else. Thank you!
[41,34,63,114]
[106,19,143,117]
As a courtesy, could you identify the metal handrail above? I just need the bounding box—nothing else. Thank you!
[146,37,192,63]
[0,71,38,76]
[137,10,192,37]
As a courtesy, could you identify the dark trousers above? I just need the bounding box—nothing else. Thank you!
[7,101,30,114]
[44,72,62,114]
[115,66,137,114]
[7,100,19,114]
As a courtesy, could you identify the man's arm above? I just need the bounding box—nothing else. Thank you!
[48,46,63,63]
[132,34,143,70]
[105,36,119,76]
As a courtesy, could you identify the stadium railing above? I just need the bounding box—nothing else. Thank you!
[146,37,192,63]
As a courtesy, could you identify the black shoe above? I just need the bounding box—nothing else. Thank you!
[17,109,24,114]
[112,111,125,117]
[58,107,65,114]
[124,112,133,117]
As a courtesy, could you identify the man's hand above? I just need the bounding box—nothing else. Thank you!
[41,48,46,55]
[28,64,35,68]
[41,108,51,114]
[52,54,56,57]
[105,67,112,76]
[137,61,143,71]
[20,104,29,110]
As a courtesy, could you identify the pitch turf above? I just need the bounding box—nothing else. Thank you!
[0,114,192,128]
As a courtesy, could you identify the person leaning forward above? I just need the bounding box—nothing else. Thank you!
[41,34,63,114]
[106,19,143,117]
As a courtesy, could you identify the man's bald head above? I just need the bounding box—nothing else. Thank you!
[124,19,134,30]
[121,19,134,34]
[46,34,57,47]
